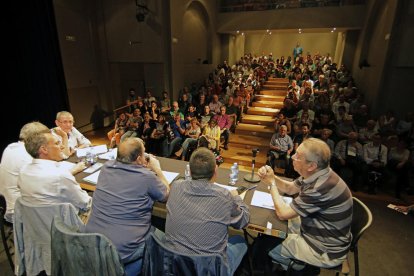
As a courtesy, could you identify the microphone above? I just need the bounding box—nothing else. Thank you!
[244,148,261,183]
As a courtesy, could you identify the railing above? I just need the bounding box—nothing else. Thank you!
[219,0,365,13]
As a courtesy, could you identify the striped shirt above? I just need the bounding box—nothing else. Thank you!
[291,168,352,259]
[165,179,250,262]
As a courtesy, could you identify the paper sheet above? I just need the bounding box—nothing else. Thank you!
[82,170,101,185]
[98,148,117,160]
[387,204,408,215]
[162,171,180,185]
[250,190,293,210]
[83,162,103,174]
[76,144,108,158]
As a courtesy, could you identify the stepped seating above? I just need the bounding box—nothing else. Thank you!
[221,77,288,169]
[240,115,274,126]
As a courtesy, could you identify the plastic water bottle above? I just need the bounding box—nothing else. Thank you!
[185,164,192,180]
[229,162,238,185]
[85,151,95,165]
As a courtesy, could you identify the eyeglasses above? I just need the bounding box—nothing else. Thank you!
[291,152,315,164]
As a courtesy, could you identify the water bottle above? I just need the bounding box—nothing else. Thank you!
[85,151,96,165]
[185,164,192,180]
[229,163,238,185]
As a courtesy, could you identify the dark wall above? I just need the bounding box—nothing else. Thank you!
[2,0,69,155]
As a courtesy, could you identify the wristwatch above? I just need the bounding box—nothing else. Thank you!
[268,183,277,190]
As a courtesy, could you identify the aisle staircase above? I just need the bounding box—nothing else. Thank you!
[220,77,288,171]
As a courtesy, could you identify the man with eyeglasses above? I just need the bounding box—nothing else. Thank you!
[258,138,352,273]
[53,111,91,157]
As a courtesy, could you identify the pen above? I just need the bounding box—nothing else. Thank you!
[246,185,258,191]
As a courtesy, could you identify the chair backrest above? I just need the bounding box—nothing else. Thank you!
[51,216,125,276]
[13,197,84,276]
[143,232,230,276]
[0,194,5,219]
[351,197,373,249]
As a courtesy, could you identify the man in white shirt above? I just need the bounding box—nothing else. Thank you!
[0,122,49,222]
[19,132,91,212]
[362,133,387,194]
[53,111,91,157]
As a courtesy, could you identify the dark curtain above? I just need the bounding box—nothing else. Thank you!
[2,0,68,155]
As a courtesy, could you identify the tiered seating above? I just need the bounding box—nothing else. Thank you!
[220,77,288,170]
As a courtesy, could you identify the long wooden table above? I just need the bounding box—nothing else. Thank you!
[72,155,288,239]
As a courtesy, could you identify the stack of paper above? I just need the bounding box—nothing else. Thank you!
[250,190,293,210]
[76,145,108,158]
[98,148,117,160]
[83,170,101,185]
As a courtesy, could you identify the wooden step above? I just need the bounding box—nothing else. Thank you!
[262,84,288,90]
[254,94,285,102]
[229,134,270,149]
[220,146,267,168]
[246,106,279,117]
[267,78,289,84]
[235,123,274,138]
[260,90,286,96]
[241,114,274,126]
[252,101,284,108]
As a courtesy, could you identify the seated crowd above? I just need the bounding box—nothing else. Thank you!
[260,51,414,198]
[1,51,413,275]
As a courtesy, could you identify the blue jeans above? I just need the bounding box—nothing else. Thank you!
[227,235,248,275]
[167,137,182,156]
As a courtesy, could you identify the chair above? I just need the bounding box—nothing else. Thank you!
[286,196,373,276]
[142,232,231,276]
[0,194,14,272]
[51,216,126,276]
[13,197,85,276]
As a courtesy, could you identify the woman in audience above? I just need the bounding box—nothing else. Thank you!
[149,115,168,156]
[148,101,160,121]
[179,117,201,160]
[107,112,128,148]
[202,118,221,152]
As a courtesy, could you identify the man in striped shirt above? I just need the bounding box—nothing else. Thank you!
[165,147,250,274]
[258,138,352,271]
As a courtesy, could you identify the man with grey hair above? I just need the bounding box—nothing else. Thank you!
[165,147,250,274]
[0,122,50,222]
[18,132,90,212]
[267,125,293,170]
[53,111,91,157]
[86,137,169,269]
[258,138,352,272]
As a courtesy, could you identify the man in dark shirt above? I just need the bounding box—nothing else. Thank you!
[165,147,250,274]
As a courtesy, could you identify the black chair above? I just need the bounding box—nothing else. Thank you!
[286,196,373,276]
[142,232,230,276]
[51,216,128,276]
[0,194,14,273]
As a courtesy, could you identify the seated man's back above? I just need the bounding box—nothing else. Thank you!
[164,148,249,274]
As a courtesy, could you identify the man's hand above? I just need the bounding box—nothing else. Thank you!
[53,127,66,137]
[146,154,161,173]
[71,161,86,175]
[258,165,276,185]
